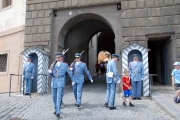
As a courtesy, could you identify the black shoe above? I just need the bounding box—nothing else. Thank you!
[109,106,116,110]
[129,102,134,107]
[56,114,60,118]
[122,102,127,107]
[104,103,108,107]
[75,103,77,106]
[76,104,80,107]
[132,97,136,100]
[53,111,56,115]
[137,97,141,100]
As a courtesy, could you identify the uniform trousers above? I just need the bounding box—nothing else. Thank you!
[52,87,63,114]
[25,78,32,93]
[131,80,141,98]
[105,83,116,107]
[73,83,83,105]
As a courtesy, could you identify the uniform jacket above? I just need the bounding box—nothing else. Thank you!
[70,61,92,83]
[129,61,144,81]
[49,62,71,88]
[22,62,35,79]
[106,59,120,83]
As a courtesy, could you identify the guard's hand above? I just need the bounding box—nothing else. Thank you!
[69,68,73,70]
[48,69,52,73]
[31,77,33,79]
[90,79,93,83]
[22,76,24,78]
[117,80,120,84]
[72,82,75,85]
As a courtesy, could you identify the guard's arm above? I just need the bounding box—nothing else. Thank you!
[31,64,35,79]
[66,64,73,79]
[129,63,132,75]
[83,64,92,81]
[112,62,120,82]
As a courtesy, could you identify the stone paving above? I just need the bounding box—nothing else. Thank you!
[0,75,174,120]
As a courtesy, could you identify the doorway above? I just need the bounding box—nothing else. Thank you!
[29,53,38,92]
[148,36,173,85]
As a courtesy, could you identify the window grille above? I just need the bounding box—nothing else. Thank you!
[0,54,8,72]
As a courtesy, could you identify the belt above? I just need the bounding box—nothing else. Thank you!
[53,76,64,78]
[25,72,32,75]
[74,72,83,74]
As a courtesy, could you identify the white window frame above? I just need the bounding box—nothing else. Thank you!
[0,0,13,12]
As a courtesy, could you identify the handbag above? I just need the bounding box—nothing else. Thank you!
[106,62,114,78]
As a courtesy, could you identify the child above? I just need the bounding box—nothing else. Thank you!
[171,62,180,89]
[122,69,134,107]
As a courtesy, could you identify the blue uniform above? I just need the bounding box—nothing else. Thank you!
[70,61,92,105]
[129,61,144,98]
[22,62,35,94]
[49,62,71,115]
[105,59,120,107]
[171,69,180,84]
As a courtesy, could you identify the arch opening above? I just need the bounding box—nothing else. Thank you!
[58,13,115,78]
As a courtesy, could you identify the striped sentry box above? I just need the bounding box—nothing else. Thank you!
[21,47,49,93]
[121,43,150,96]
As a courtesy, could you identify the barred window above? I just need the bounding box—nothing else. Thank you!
[0,54,8,72]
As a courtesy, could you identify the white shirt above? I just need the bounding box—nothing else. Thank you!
[133,61,138,65]
[57,62,61,67]
[76,61,80,66]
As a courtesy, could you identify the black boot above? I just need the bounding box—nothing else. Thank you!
[53,111,56,115]
[109,106,116,110]
[104,103,108,107]
[136,97,141,100]
[56,114,60,118]
[132,97,136,100]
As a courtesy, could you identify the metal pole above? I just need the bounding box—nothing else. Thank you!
[9,75,12,97]
[23,77,24,95]
[20,75,22,93]
[30,78,32,98]
[46,75,48,93]
[150,76,152,101]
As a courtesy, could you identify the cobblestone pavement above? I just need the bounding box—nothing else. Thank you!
[0,75,174,120]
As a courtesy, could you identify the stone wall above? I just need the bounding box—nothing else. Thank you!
[121,0,180,60]
[25,0,124,53]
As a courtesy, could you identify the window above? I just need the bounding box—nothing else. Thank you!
[0,0,12,10]
[0,54,8,72]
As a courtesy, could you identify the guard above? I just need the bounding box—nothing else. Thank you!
[129,54,144,100]
[48,51,71,118]
[104,54,120,110]
[22,56,35,95]
[70,53,93,108]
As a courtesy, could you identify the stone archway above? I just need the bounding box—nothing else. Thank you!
[51,4,122,72]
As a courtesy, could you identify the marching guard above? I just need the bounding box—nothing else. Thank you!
[69,52,93,108]
[48,50,71,118]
